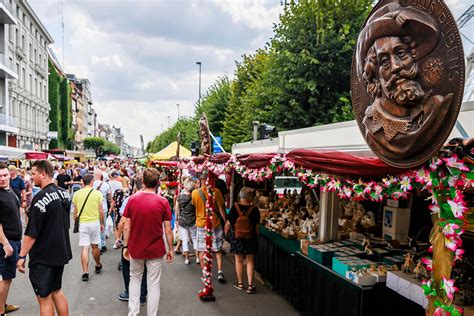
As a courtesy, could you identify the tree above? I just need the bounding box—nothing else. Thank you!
[222,51,269,150]
[84,137,105,157]
[195,76,231,136]
[148,117,198,154]
[48,60,60,149]
[259,0,373,130]
[102,141,121,155]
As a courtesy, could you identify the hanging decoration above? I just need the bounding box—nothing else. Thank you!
[176,145,473,314]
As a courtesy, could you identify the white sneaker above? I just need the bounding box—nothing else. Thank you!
[185,259,190,265]
[196,258,200,264]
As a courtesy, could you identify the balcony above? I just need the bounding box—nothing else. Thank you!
[0,53,17,79]
[0,113,18,134]
[35,63,46,78]
[0,0,16,25]
[14,46,25,61]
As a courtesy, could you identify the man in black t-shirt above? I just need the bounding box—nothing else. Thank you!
[55,168,71,190]
[0,163,22,315]
[17,160,72,315]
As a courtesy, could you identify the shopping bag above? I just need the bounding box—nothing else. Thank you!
[105,215,114,237]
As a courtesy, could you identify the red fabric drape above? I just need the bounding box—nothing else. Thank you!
[25,152,50,160]
[286,149,410,177]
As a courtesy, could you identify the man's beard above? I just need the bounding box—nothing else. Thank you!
[381,64,425,107]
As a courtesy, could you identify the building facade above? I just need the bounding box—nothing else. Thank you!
[0,1,18,148]
[68,75,98,150]
[7,0,53,150]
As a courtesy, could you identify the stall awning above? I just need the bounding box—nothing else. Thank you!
[286,149,409,177]
[151,142,191,161]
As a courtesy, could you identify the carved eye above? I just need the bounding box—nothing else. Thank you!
[398,50,407,58]
[380,57,389,66]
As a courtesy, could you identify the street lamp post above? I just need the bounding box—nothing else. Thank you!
[167,115,170,128]
[176,103,180,119]
[196,61,202,107]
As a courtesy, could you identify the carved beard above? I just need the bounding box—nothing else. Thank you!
[381,63,425,107]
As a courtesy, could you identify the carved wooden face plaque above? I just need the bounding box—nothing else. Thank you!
[351,0,465,168]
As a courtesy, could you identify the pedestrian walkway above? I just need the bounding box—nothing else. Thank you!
[10,228,298,315]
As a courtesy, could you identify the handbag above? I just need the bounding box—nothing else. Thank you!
[73,189,94,233]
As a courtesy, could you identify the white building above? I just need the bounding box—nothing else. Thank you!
[0,1,18,149]
[7,0,52,151]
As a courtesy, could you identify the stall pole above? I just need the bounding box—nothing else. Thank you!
[319,188,340,243]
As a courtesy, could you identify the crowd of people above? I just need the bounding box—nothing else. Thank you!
[0,158,262,316]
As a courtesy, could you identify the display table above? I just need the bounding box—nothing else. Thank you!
[256,227,425,316]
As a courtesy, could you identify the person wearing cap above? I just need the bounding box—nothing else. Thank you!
[356,2,453,161]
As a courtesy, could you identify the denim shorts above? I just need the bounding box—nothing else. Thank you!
[0,239,21,280]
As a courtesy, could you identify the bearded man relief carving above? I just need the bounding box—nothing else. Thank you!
[356,3,453,161]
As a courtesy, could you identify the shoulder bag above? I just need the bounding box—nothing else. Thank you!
[73,189,94,233]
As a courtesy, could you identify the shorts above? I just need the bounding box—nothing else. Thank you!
[79,221,101,246]
[196,227,223,252]
[29,264,65,298]
[0,240,20,280]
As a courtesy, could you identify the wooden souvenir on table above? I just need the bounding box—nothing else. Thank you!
[402,253,415,274]
[351,0,465,168]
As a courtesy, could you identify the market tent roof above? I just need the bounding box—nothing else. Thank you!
[183,150,409,178]
[151,142,191,161]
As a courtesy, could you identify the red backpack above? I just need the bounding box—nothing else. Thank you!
[234,203,255,239]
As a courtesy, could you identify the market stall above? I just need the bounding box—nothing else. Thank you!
[176,144,472,315]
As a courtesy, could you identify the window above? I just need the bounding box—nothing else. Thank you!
[15,28,18,46]
[21,35,24,49]
[22,68,25,88]
[29,74,32,92]
[29,43,32,61]
[34,48,36,63]
[9,26,13,43]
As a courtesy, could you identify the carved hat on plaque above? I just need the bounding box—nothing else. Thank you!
[351,0,465,168]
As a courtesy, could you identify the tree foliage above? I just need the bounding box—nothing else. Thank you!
[48,60,74,150]
[148,0,372,151]
[84,137,120,156]
[147,117,198,154]
[261,0,372,129]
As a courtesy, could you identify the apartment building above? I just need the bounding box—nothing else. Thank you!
[0,0,18,149]
[7,0,52,150]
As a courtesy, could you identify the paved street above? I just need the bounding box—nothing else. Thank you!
[9,221,298,316]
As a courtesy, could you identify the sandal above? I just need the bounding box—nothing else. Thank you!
[233,282,244,290]
[247,284,256,294]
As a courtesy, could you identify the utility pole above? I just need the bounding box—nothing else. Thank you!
[176,103,180,119]
[196,61,202,107]
[167,115,170,128]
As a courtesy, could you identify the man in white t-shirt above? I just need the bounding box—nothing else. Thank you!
[93,170,111,253]
[109,172,123,195]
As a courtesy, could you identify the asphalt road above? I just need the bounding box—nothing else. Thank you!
[9,220,298,316]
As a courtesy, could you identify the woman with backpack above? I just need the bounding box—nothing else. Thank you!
[177,179,199,265]
[226,187,261,294]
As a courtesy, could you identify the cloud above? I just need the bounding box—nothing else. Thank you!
[28,0,471,148]
[28,0,283,147]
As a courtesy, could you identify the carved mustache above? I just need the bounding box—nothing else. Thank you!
[383,64,418,91]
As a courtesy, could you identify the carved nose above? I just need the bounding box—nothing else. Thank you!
[391,56,402,73]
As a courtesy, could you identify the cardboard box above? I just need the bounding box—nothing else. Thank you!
[386,271,428,308]
[383,207,411,236]
[300,240,319,256]
[308,245,335,266]
[332,257,373,277]
[368,271,387,283]
[346,271,377,286]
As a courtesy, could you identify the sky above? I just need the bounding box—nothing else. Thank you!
[28,0,473,148]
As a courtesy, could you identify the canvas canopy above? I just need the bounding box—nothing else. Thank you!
[151,141,191,161]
